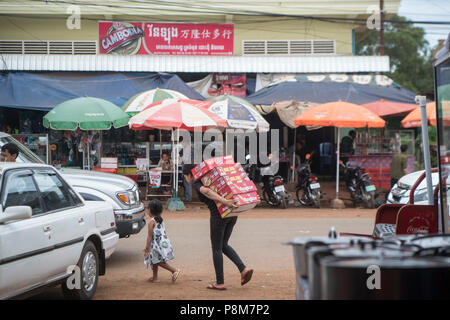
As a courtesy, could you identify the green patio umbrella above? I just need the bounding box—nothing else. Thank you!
[122,88,188,116]
[43,97,130,169]
[43,97,130,130]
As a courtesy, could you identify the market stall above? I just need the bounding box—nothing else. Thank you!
[101,127,174,183]
[344,129,416,190]
[43,97,130,170]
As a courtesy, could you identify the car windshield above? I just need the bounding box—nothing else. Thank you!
[0,135,44,164]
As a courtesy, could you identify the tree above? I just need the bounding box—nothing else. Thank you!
[356,15,434,95]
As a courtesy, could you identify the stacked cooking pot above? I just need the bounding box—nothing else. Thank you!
[288,234,450,300]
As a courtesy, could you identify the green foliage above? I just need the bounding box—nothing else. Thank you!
[356,15,434,95]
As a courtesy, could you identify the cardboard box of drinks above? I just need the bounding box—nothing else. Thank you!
[191,155,235,181]
[191,156,260,218]
[215,191,260,218]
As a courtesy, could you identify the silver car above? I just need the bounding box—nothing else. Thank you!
[387,170,440,205]
[0,132,145,239]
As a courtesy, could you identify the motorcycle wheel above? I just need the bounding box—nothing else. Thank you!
[280,198,288,209]
[296,188,311,206]
[361,187,375,209]
[310,190,321,208]
[263,190,280,207]
[296,188,320,208]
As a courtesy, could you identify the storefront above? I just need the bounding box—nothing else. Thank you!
[344,128,416,190]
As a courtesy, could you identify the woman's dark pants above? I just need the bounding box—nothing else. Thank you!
[210,214,246,285]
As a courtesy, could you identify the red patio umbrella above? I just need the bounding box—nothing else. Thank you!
[129,98,227,130]
[362,99,418,118]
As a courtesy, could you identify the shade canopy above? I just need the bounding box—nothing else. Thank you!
[0,72,204,112]
[122,88,189,115]
[43,97,130,130]
[207,94,270,132]
[362,99,418,118]
[294,101,386,128]
[401,102,436,128]
[129,99,227,131]
[247,79,418,106]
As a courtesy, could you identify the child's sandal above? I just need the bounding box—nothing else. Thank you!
[172,269,181,283]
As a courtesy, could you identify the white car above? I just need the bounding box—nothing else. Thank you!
[387,170,440,205]
[0,163,119,300]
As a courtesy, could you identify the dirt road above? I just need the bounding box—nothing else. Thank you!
[32,205,375,300]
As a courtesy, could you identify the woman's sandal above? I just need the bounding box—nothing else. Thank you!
[206,283,227,290]
[172,269,181,283]
[241,269,254,286]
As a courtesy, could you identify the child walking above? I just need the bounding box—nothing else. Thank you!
[144,200,181,283]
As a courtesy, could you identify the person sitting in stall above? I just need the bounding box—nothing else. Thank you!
[157,151,173,171]
[157,152,173,195]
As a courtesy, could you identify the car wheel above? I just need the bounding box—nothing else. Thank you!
[62,240,99,300]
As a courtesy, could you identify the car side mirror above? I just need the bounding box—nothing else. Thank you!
[0,206,32,224]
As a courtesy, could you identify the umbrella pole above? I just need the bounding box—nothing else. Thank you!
[292,128,297,183]
[417,96,434,205]
[336,127,341,199]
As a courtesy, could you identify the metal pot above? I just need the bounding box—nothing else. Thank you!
[288,237,352,300]
[320,256,450,300]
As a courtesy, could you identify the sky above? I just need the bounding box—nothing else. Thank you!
[398,0,450,49]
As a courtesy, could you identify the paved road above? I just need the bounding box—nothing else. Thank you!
[31,207,375,300]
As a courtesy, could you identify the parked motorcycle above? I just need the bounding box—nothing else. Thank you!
[340,161,376,208]
[295,154,323,208]
[244,154,290,209]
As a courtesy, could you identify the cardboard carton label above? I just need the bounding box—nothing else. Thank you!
[201,163,246,186]
[215,191,260,218]
[192,155,235,180]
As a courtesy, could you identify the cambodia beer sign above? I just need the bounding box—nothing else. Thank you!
[99,21,234,55]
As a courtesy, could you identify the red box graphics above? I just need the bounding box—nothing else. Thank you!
[191,155,234,180]
[215,191,260,218]
[209,175,258,195]
[205,165,260,218]
[200,163,245,186]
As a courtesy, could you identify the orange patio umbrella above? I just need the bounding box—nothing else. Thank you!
[401,102,436,128]
[294,101,385,202]
[362,99,418,118]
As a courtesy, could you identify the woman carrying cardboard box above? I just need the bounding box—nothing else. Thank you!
[183,164,254,291]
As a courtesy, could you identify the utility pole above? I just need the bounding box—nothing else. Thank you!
[380,0,384,56]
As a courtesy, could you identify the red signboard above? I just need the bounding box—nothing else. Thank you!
[99,21,234,56]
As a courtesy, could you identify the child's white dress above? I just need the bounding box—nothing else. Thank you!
[144,218,174,268]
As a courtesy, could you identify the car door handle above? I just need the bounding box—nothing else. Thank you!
[78,217,84,224]
[43,225,52,232]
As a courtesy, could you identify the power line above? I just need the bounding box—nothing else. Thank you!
[3,0,450,25]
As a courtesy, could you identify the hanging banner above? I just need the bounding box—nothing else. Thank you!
[208,73,246,98]
[99,21,234,56]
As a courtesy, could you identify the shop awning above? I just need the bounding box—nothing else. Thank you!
[362,99,418,117]
[0,72,204,111]
[0,54,390,74]
[247,76,418,106]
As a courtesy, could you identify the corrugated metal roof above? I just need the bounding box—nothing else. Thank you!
[0,54,390,73]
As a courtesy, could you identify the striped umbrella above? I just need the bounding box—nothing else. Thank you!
[122,88,188,115]
[129,99,227,130]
